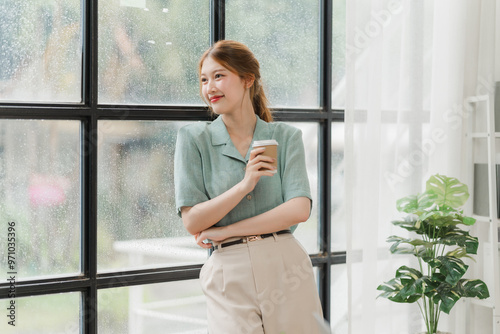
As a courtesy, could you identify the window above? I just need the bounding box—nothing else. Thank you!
[0,1,345,332]
[98,1,209,105]
[226,0,320,108]
[0,1,82,103]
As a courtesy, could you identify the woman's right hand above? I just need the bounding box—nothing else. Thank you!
[240,147,276,193]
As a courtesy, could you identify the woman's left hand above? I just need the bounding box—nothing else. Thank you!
[195,226,228,249]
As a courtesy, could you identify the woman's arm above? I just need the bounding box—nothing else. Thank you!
[181,147,276,235]
[181,181,250,235]
[194,196,311,248]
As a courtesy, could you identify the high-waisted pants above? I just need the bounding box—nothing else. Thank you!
[199,232,324,334]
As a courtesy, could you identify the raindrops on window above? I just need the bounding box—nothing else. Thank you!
[0,1,82,102]
[98,0,209,105]
[226,0,320,108]
[97,120,206,272]
[0,120,81,279]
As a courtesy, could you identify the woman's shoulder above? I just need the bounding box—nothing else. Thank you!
[177,121,212,140]
[268,121,303,140]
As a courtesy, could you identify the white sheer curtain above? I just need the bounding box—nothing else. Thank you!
[344,0,498,333]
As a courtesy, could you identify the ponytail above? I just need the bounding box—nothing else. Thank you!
[251,79,273,122]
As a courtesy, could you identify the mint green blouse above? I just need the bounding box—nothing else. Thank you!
[174,115,311,232]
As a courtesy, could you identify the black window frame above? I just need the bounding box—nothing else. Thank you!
[0,0,345,332]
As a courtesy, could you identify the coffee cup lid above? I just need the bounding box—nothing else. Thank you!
[252,139,278,147]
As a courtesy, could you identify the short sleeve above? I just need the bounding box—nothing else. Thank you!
[280,128,312,204]
[174,126,210,217]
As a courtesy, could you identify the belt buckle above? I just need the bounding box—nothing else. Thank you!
[246,235,262,242]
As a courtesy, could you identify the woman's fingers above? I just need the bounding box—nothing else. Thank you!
[248,147,266,160]
[195,233,213,249]
[253,161,277,172]
[248,149,276,171]
[198,241,212,249]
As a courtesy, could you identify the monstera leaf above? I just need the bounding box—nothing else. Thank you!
[377,266,424,303]
[426,256,468,285]
[387,235,432,255]
[434,279,490,314]
[438,228,479,254]
[397,192,436,214]
[426,174,470,209]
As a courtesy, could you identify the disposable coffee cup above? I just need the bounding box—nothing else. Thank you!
[252,139,278,173]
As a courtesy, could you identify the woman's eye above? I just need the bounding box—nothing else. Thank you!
[201,78,207,84]
[215,74,223,79]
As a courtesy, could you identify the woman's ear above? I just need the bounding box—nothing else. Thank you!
[244,75,255,89]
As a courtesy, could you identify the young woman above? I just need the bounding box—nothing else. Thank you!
[174,40,323,334]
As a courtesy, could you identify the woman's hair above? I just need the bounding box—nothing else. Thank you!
[198,40,273,122]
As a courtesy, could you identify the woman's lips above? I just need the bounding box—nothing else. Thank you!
[210,95,223,103]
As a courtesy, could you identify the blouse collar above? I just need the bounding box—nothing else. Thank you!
[209,115,272,162]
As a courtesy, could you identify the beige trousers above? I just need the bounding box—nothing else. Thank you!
[199,232,324,334]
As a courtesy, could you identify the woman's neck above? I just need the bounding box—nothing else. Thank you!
[222,109,257,159]
[221,109,257,139]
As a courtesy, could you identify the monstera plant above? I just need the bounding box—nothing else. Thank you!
[377,174,490,334]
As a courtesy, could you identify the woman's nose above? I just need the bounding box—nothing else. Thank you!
[207,80,216,91]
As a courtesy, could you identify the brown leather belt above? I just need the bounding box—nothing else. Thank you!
[211,230,291,251]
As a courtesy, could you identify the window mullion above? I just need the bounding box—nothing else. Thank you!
[81,0,98,332]
[210,0,225,44]
[318,0,333,321]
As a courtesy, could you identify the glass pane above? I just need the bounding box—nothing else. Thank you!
[284,122,319,253]
[0,292,80,333]
[226,0,320,108]
[331,122,346,252]
[99,279,206,333]
[0,120,81,279]
[332,0,346,109]
[330,264,348,333]
[0,1,82,103]
[98,0,209,105]
[98,121,206,272]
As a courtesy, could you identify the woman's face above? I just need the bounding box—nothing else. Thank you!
[200,56,250,116]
